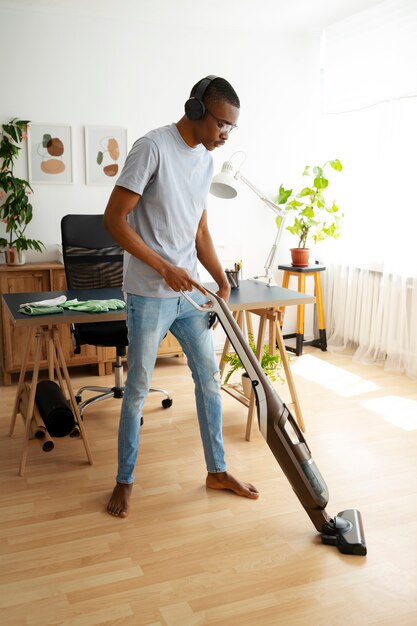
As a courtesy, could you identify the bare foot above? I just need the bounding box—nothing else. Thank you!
[107,482,133,517]
[206,471,259,499]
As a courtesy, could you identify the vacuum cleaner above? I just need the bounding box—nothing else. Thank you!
[181,286,367,556]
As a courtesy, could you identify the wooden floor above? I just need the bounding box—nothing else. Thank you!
[1,348,417,626]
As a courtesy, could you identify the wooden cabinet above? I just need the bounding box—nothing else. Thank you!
[0,262,183,385]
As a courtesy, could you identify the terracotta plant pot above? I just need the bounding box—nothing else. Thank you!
[290,248,310,267]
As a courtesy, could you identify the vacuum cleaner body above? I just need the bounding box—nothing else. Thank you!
[182,286,367,556]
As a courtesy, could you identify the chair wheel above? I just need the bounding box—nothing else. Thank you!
[162,398,173,409]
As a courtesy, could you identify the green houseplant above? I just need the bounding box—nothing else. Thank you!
[275,159,343,266]
[223,333,284,396]
[0,118,45,264]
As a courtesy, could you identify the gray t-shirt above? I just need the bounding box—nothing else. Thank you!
[116,123,213,297]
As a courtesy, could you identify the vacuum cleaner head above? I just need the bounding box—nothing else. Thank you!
[321,509,367,556]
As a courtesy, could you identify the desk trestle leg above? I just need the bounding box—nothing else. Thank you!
[245,309,305,440]
[9,325,93,476]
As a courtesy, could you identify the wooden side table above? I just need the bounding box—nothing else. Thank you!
[278,264,327,356]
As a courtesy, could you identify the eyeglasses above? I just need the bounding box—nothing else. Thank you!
[205,107,238,135]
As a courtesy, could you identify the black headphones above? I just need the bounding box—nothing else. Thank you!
[184,75,218,121]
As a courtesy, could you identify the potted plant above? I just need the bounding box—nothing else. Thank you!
[0,118,45,265]
[223,333,284,397]
[275,159,343,267]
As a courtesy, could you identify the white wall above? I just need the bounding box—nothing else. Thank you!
[0,1,321,274]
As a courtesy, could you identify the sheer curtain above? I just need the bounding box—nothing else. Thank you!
[319,0,417,379]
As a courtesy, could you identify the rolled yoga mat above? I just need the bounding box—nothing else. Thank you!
[35,380,76,438]
[19,384,55,452]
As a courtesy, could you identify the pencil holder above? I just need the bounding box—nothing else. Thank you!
[225,269,240,289]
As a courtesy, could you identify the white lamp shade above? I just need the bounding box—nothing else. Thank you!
[210,161,238,199]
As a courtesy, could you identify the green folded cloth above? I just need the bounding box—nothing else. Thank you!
[18,296,126,316]
[62,298,126,313]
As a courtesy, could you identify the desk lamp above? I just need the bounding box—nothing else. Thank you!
[210,152,286,287]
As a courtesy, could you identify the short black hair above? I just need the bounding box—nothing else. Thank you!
[190,76,240,109]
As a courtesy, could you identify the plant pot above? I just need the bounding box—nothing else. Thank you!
[241,372,252,398]
[290,248,310,267]
[6,247,26,265]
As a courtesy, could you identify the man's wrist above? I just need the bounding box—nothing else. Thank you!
[217,275,230,291]
[157,259,173,280]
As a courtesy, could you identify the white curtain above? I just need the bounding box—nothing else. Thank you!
[319,0,417,379]
[325,265,417,379]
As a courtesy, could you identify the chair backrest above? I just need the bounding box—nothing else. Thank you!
[61,214,123,290]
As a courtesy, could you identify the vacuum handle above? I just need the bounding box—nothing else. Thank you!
[180,287,214,312]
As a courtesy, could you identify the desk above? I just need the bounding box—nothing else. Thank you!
[4,283,314,472]
[204,280,315,440]
[3,287,126,476]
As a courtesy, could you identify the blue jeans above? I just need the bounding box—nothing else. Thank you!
[116,291,226,484]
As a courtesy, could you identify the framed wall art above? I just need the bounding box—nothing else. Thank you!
[84,126,127,185]
[27,123,73,184]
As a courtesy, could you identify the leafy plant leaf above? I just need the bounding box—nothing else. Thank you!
[314,176,328,190]
[330,159,343,171]
[298,187,314,197]
[301,206,315,218]
[275,185,292,205]
[286,199,303,210]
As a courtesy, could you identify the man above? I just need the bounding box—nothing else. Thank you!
[104,75,259,518]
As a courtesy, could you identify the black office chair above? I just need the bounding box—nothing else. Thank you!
[60,214,172,417]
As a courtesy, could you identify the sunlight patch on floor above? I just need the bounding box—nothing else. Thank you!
[360,395,417,431]
[291,354,379,397]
